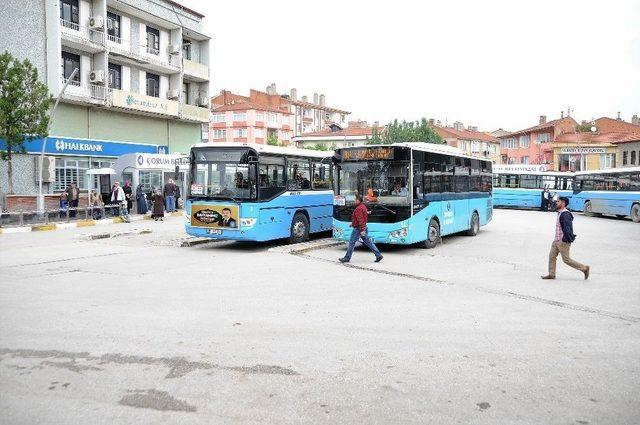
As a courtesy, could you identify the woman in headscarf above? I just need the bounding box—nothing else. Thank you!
[123,181,133,214]
[136,184,148,214]
[151,188,165,221]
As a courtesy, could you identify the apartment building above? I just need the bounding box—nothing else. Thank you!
[210,90,293,145]
[279,85,350,136]
[292,121,381,149]
[498,115,577,166]
[431,121,501,163]
[0,0,210,208]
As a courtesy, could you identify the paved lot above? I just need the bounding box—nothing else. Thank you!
[0,209,639,425]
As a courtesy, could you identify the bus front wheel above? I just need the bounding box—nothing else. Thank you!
[420,218,440,249]
[632,204,640,223]
[465,212,480,236]
[289,213,309,244]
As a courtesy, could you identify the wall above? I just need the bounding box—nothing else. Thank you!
[0,0,47,77]
[168,121,200,153]
[0,154,40,209]
[619,142,640,167]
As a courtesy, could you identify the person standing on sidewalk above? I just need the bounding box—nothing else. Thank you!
[541,196,590,280]
[123,181,133,214]
[339,193,383,263]
[163,179,177,213]
[65,182,80,218]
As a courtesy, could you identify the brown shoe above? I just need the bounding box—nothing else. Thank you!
[540,275,556,280]
[584,266,590,280]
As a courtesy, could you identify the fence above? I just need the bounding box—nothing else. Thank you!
[0,204,131,228]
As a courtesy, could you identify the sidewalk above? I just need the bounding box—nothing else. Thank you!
[0,211,184,234]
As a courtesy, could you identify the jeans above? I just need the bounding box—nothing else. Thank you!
[344,227,381,260]
[69,199,79,218]
[165,195,175,212]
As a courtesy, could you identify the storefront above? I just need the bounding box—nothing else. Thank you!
[114,153,190,204]
[553,145,617,172]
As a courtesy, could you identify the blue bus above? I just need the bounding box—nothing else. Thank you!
[571,167,640,222]
[492,165,574,210]
[185,143,334,243]
[332,143,493,248]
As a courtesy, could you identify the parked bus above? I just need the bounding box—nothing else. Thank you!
[492,165,574,210]
[185,143,334,243]
[332,143,492,248]
[571,167,640,222]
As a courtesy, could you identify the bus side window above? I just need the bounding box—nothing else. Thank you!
[287,159,311,190]
[312,162,331,190]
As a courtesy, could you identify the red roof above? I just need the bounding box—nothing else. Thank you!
[433,126,499,143]
[213,102,291,114]
[500,117,578,138]
[554,132,640,144]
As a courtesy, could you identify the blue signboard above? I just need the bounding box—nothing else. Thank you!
[0,136,163,157]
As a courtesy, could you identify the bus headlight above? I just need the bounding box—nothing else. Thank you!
[240,218,257,227]
[389,227,408,238]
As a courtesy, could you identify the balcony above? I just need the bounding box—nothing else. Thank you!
[60,19,105,53]
[183,59,209,82]
[109,89,179,117]
[60,78,106,105]
[106,33,131,55]
[182,104,210,123]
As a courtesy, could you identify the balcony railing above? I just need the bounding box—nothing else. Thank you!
[61,78,106,102]
[146,46,160,55]
[60,19,105,46]
[134,45,180,70]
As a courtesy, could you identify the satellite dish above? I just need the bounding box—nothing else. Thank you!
[590,126,597,132]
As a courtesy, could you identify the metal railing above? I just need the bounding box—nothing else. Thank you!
[0,204,131,228]
[61,78,106,101]
[60,19,105,45]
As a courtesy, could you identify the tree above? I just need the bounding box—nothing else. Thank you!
[266,134,279,146]
[313,143,328,151]
[367,118,443,145]
[0,51,52,194]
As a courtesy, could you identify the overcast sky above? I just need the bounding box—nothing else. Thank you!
[180,0,639,132]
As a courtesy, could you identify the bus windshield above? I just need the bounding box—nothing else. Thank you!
[337,160,410,206]
[190,148,256,200]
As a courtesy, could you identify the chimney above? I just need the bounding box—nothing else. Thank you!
[561,111,564,119]
[266,83,276,95]
[453,121,464,131]
[468,125,478,131]
[539,115,546,125]
[617,111,622,121]
[290,88,297,101]
[313,93,319,104]
[319,94,325,106]
[633,114,639,125]
[428,118,435,126]
[302,95,308,103]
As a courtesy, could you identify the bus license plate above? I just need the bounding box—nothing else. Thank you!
[207,229,222,235]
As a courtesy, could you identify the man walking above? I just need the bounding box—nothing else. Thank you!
[339,193,383,263]
[541,196,590,280]
[163,179,177,213]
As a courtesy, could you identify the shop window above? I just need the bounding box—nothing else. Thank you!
[54,157,89,191]
[139,170,162,193]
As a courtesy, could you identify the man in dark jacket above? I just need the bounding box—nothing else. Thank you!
[163,179,177,213]
[541,196,590,280]
[339,193,383,263]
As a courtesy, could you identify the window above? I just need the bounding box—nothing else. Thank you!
[139,170,162,193]
[281,131,290,140]
[459,141,467,151]
[182,82,189,104]
[146,26,160,55]
[267,112,277,123]
[501,138,516,149]
[287,159,311,190]
[182,39,192,60]
[212,129,226,139]
[623,151,628,165]
[255,112,264,122]
[519,135,530,148]
[54,157,89,191]
[146,72,160,97]
[61,51,80,84]
[233,128,247,138]
[469,159,481,191]
[312,162,331,189]
[254,128,264,138]
[233,112,246,122]
[107,12,121,40]
[520,174,541,189]
[632,151,637,165]
[258,156,286,200]
[212,113,226,123]
[537,133,550,143]
[521,156,529,164]
[454,158,470,193]
[108,63,121,89]
[60,0,79,25]
[600,153,615,169]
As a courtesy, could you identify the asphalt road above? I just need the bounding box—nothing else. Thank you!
[0,209,638,425]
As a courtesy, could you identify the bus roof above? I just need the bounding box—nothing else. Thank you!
[336,142,487,161]
[492,170,574,177]
[574,166,640,176]
[191,142,332,159]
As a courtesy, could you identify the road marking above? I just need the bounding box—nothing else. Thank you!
[3,252,128,268]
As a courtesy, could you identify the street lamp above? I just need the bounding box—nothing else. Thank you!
[37,67,78,213]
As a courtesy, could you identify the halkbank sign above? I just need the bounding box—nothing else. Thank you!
[0,136,162,157]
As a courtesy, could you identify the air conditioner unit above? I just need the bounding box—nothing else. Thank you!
[168,44,180,54]
[196,97,208,107]
[89,70,105,83]
[167,89,180,99]
[34,156,55,183]
[88,16,104,29]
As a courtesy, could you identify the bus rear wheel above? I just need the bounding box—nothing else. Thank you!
[584,201,594,217]
[420,218,440,249]
[465,212,480,236]
[632,204,640,223]
[289,213,309,244]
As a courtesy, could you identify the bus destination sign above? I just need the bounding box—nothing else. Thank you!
[343,147,394,161]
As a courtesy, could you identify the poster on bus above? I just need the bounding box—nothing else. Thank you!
[190,204,239,230]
